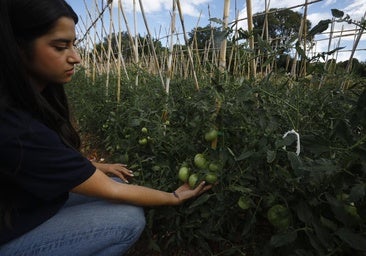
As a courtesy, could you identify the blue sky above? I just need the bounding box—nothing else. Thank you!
[68,0,365,62]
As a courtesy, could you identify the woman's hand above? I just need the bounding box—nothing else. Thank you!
[92,162,134,183]
[172,181,213,205]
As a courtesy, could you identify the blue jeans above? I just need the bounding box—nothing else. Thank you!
[0,183,146,255]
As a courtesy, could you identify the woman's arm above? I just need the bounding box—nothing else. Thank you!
[71,169,211,206]
[91,162,133,183]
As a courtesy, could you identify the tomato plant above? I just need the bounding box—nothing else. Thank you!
[68,69,366,256]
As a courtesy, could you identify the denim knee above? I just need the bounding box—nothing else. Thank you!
[0,202,146,256]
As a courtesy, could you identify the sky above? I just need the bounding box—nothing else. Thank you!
[68,0,366,62]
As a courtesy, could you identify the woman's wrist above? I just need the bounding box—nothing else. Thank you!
[170,191,180,205]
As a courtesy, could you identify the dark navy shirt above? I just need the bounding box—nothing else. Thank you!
[0,110,96,244]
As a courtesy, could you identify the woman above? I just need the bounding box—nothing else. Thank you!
[0,0,212,255]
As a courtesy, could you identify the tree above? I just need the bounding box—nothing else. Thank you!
[188,25,223,49]
[94,32,165,62]
[252,8,312,46]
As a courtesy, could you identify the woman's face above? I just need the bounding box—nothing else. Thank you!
[24,17,81,91]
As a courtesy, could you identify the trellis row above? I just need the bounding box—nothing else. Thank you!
[76,0,365,99]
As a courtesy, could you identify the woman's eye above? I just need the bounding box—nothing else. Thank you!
[54,46,68,51]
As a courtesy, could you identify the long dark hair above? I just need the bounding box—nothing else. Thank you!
[0,0,80,149]
[0,0,81,230]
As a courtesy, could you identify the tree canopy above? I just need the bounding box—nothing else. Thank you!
[252,8,312,45]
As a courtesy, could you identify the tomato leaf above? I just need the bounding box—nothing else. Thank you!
[189,193,212,209]
[266,150,276,163]
[350,183,365,202]
[270,231,297,247]
[336,228,366,251]
[331,9,344,18]
[295,201,312,224]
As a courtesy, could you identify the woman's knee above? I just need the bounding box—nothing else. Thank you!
[118,205,146,238]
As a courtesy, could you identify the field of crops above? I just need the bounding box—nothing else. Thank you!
[65,0,366,254]
[67,68,365,255]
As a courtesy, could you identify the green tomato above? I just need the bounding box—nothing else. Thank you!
[138,138,148,145]
[141,127,148,133]
[238,196,251,210]
[188,173,199,188]
[178,166,190,182]
[205,172,218,184]
[204,129,218,142]
[194,153,207,169]
[152,165,161,171]
[208,162,221,172]
[345,205,359,217]
[267,204,290,230]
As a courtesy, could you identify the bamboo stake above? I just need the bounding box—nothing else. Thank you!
[79,15,104,74]
[219,0,230,72]
[264,0,271,75]
[105,1,113,96]
[165,0,177,95]
[118,3,136,62]
[246,0,256,78]
[342,10,366,90]
[346,11,366,73]
[193,11,203,72]
[300,0,308,76]
[133,0,139,86]
[176,0,199,90]
[206,4,215,75]
[227,6,238,73]
[290,10,305,78]
[116,0,122,102]
[138,0,165,88]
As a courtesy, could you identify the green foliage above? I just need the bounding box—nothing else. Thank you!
[67,71,366,255]
[252,8,312,44]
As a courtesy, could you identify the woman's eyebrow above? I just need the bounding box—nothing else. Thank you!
[51,38,77,43]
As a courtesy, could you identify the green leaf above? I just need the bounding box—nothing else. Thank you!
[267,150,276,163]
[189,193,211,208]
[326,46,345,55]
[331,9,344,18]
[320,215,338,231]
[236,151,253,161]
[295,41,307,60]
[295,201,312,224]
[336,228,366,251]
[305,229,325,254]
[350,183,365,202]
[287,152,303,171]
[307,19,331,38]
[228,185,252,194]
[270,231,297,247]
[313,220,332,249]
[209,17,224,25]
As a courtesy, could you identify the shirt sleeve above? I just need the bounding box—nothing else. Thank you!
[1,112,96,201]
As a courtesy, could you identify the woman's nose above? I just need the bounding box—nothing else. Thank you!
[68,48,81,64]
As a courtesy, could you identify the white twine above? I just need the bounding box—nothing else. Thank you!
[282,129,301,155]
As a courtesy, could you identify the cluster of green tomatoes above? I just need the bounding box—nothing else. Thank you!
[178,129,221,188]
[138,127,150,145]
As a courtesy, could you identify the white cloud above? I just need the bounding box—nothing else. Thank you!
[344,0,366,19]
[115,0,211,17]
[323,0,337,6]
